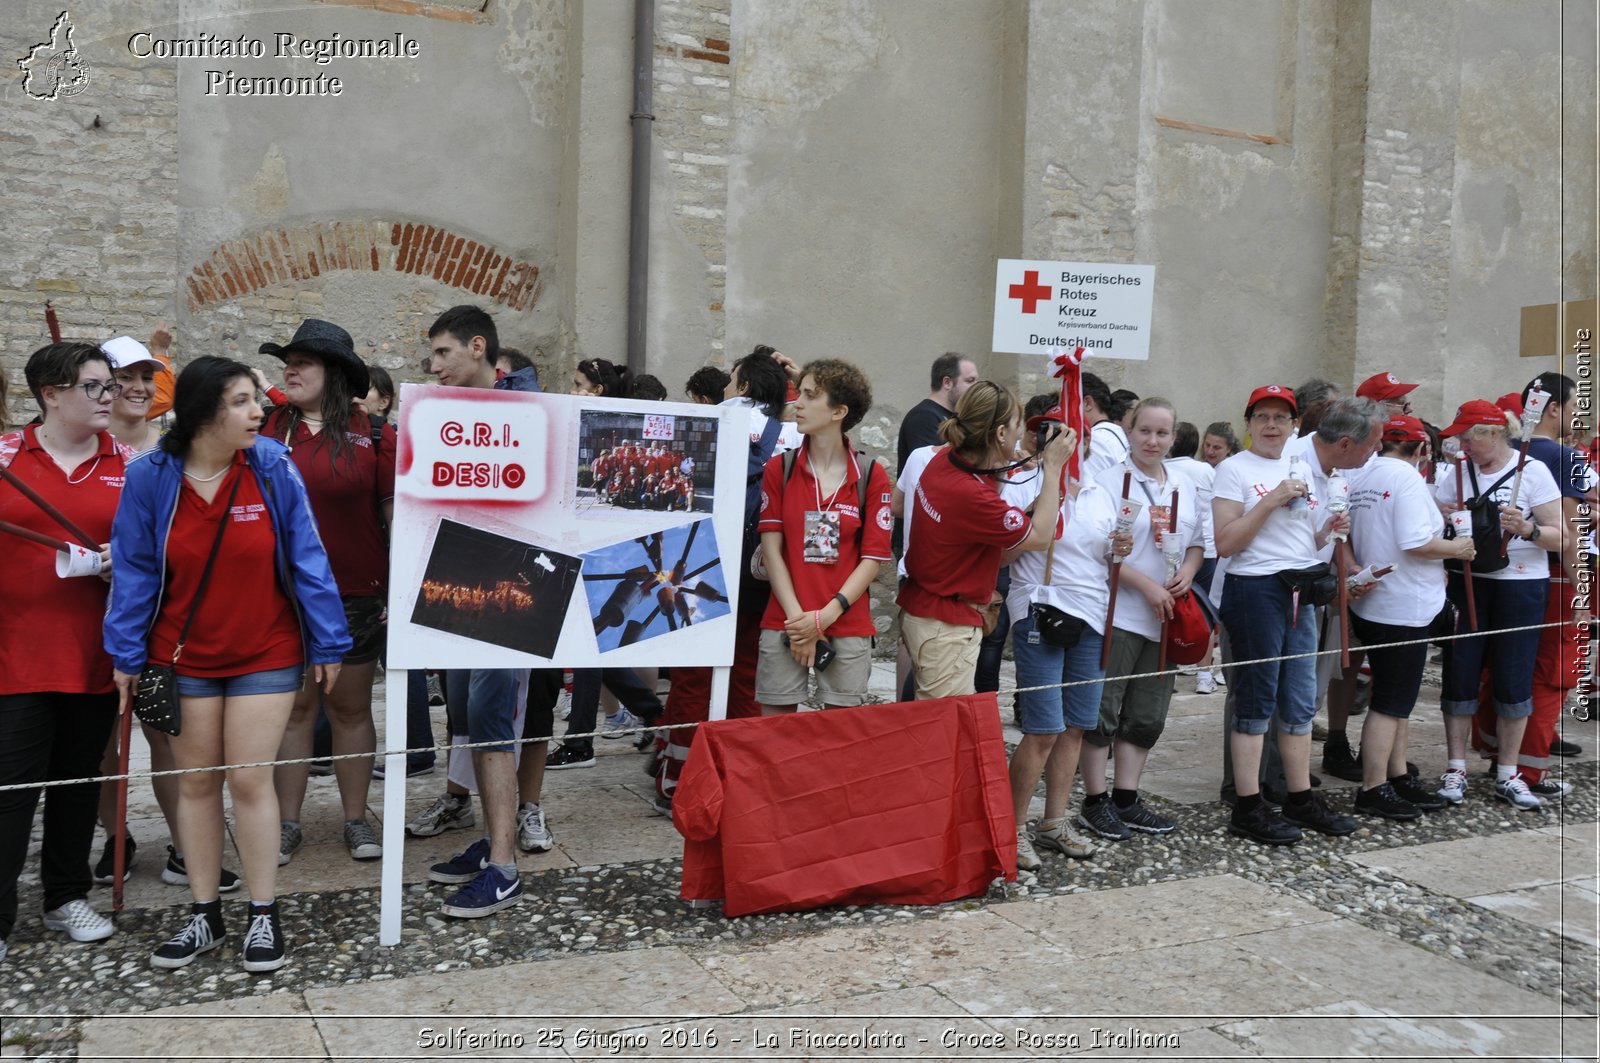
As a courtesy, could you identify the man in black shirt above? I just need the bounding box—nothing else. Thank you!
[897,352,977,474]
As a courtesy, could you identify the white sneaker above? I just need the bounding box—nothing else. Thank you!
[557,690,572,721]
[1437,768,1468,805]
[1212,668,1226,687]
[1493,773,1542,811]
[516,802,554,853]
[405,794,475,837]
[601,709,643,739]
[1195,671,1217,695]
[42,899,114,942]
[1015,828,1041,872]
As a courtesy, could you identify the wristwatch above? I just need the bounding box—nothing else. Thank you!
[1525,524,1542,542]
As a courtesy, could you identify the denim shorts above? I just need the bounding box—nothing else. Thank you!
[175,663,305,698]
[1012,612,1105,734]
[444,668,525,751]
[1219,572,1318,736]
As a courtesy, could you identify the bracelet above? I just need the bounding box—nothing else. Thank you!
[814,610,823,636]
[833,592,851,614]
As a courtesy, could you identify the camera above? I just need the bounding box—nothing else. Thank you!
[1034,420,1063,455]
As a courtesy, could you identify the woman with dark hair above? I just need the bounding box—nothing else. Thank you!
[106,356,349,972]
[573,357,632,398]
[1202,422,1240,467]
[258,320,395,867]
[363,364,395,421]
[898,381,1077,699]
[1080,372,1129,480]
[1,343,134,958]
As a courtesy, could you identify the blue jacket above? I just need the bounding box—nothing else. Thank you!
[494,366,541,393]
[104,436,352,674]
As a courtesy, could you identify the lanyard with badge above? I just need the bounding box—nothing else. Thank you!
[803,456,847,565]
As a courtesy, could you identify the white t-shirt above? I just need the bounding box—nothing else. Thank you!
[1434,456,1560,581]
[1081,420,1130,483]
[723,396,803,454]
[1094,461,1203,640]
[1165,455,1216,557]
[1348,456,1445,627]
[1211,449,1321,576]
[1004,477,1117,635]
[895,443,942,579]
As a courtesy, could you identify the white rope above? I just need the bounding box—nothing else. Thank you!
[0,618,1584,793]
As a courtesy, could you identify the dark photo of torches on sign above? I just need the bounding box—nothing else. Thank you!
[582,519,730,652]
[410,519,581,658]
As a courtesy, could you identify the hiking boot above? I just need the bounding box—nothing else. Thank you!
[1392,772,1447,812]
[1075,799,1131,841]
[1437,768,1468,805]
[1353,782,1421,821]
[429,838,492,885]
[405,793,475,837]
[1493,773,1542,810]
[1282,793,1359,836]
[515,804,553,853]
[441,865,522,918]
[546,743,596,769]
[1033,819,1095,859]
[93,834,136,886]
[151,903,224,970]
[160,846,242,892]
[277,822,303,867]
[1117,797,1178,835]
[42,899,114,942]
[1320,732,1363,783]
[343,819,382,860]
[241,902,286,973]
[1014,828,1041,871]
[1228,802,1301,845]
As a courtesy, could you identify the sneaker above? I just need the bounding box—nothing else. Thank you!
[93,834,136,885]
[1033,819,1095,858]
[1282,793,1359,836]
[160,846,242,892]
[405,794,475,837]
[601,709,643,739]
[1015,828,1041,871]
[1195,671,1217,695]
[1551,738,1583,757]
[1118,797,1178,835]
[1392,772,1447,812]
[426,673,446,706]
[1229,802,1302,845]
[42,899,114,942]
[1211,668,1226,686]
[546,744,596,770]
[277,822,303,866]
[1218,785,1282,813]
[429,838,492,884]
[344,819,382,860]
[651,793,674,818]
[150,905,223,970]
[1320,732,1364,783]
[1437,768,1468,804]
[1075,799,1132,841]
[557,690,571,720]
[1530,777,1573,799]
[441,865,523,918]
[634,729,657,753]
[1493,774,1543,810]
[241,902,286,973]
[1353,782,1421,821]
[1176,663,1199,676]
[373,760,436,779]
[515,804,553,853]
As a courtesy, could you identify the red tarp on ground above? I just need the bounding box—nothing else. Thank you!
[673,693,1017,916]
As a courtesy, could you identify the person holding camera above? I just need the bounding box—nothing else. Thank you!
[754,360,892,713]
[1004,400,1120,869]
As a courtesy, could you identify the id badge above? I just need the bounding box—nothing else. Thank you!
[803,510,841,564]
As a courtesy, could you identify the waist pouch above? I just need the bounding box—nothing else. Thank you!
[1030,602,1086,649]
[1277,564,1337,608]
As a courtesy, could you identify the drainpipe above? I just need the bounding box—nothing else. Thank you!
[627,0,655,378]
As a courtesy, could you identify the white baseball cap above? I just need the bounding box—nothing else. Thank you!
[101,336,169,372]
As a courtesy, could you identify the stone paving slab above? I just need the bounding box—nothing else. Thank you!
[1469,881,1600,948]
[74,994,323,1062]
[1349,826,1598,897]
[1214,1001,1596,1062]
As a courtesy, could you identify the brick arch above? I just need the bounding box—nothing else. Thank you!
[182,219,542,314]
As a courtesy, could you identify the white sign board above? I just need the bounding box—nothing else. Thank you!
[992,259,1156,360]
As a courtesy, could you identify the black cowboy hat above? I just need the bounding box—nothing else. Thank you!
[259,318,369,396]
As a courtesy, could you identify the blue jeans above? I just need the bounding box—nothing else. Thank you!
[404,670,438,769]
[1012,611,1105,734]
[1219,573,1318,736]
[1441,575,1546,720]
[975,566,1012,694]
[561,668,663,754]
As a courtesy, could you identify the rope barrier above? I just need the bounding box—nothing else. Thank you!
[1,618,1587,794]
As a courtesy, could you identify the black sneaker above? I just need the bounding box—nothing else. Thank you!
[1320,732,1363,783]
[1229,802,1302,845]
[1551,738,1583,757]
[1117,797,1177,835]
[1282,793,1359,836]
[1392,772,1448,812]
[242,902,286,973]
[151,903,224,970]
[545,744,596,770]
[1075,799,1131,841]
[160,846,243,892]
[1219,785,1282,813]
[1353,782,1421,821]
[93,835,136,885]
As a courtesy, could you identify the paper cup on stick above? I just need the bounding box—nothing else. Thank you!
[1448,511,1472,538]
[56,543,103,578]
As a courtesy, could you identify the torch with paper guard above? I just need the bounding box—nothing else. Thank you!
[1325,467,1353,667]
[1499,385,1551,557]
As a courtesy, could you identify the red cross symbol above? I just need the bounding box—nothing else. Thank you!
[1008,270,1052,314]
[1120,505,1133,516]
[1382,491,1391,499]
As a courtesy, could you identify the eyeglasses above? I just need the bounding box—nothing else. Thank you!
[1250,412,1294,426]
[73,381,123,402]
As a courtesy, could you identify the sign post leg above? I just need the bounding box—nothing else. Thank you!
[708,666,731,722]
[379,669,408,946]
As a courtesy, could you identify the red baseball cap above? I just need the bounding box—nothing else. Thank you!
[1381,415,1428,442]
[1025,405,1065,432]
[1439,399,1509,437]
[1494,392,1524,419]
[1356,372,1418,403]
[1245,384,1297,417]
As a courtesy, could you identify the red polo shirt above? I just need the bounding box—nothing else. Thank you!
[898,450,1032,626]
[264,410,395,597]
[0,427,131,695]
[757,442,892,637]
[148,455,302,677]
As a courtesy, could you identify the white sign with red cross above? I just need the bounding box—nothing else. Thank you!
[992,259,1156,360]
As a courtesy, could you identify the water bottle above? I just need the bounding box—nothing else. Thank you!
[1286,455,1310,520]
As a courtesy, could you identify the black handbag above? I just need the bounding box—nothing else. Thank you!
[133,475,241,736]
[1443,463,1516,576]
[1030,602,1087,649]
[1277,564,1338,608]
